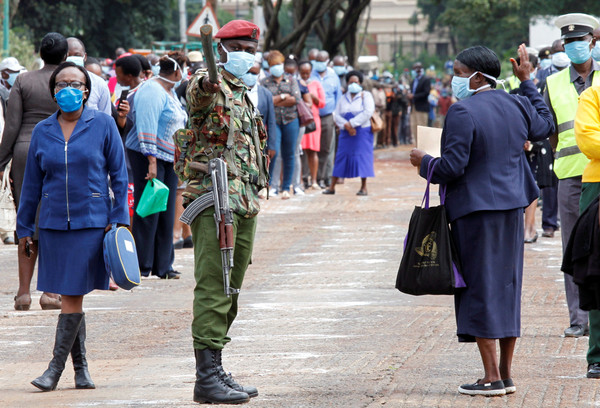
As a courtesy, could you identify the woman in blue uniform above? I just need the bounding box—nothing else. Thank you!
[410,44,554,396]
[17,62,129,392]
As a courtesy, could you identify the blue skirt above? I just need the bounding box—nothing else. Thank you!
[332,126,375,178]
[451,209,524,342]
[38,228,109,296]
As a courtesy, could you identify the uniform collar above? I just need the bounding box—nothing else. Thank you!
[569,59,600,83]
[45,106,94,141]
[220,67,248,90]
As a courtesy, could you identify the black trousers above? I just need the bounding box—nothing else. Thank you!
[127,149,178,277]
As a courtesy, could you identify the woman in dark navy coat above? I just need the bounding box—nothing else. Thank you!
[410,45,554,397]
[16,62,129,392]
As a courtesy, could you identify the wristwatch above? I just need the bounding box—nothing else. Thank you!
[280,94,286,100]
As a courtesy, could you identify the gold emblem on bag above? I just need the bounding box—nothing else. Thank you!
[415,231,438,260]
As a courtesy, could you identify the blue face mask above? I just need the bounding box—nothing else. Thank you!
[55,87,84,113]
[593,42,600,61]
[451,71,493,100]
[66,56,85,67]
[151,64,160,77]
[221,45,256,78]
[270,64,284,78]
[348,82,363,94]
[313,61,328,73]
[7,72,18,87]
[565,40,592,64]
[530,71,537,80]
[333,66,347,76]
[262,60,269,70]
[242,72,258,87]
[540,58,552,70]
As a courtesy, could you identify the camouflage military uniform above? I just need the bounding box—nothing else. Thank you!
[174,68,268,350]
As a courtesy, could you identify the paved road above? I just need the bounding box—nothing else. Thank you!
[0,147,597,407]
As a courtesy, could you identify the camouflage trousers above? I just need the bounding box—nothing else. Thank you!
[191,208,257,350]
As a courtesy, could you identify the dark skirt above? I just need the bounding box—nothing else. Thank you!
[37,228,108,296]
[332,126,375,178]
[451,209,524,342]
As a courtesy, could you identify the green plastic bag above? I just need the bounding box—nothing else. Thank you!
[135,179,169,218]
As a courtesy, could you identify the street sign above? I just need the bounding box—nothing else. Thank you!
[187,4,220,38]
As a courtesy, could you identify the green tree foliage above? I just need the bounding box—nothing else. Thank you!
[418,0,600,56]
[12,0,180,57]
[0,30,37,70]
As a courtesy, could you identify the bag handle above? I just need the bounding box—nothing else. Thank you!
[421,158,446,208]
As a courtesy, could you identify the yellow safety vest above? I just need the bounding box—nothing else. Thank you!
[546,68,600,179]
[504,75,521,93]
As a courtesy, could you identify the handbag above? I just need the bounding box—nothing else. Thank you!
[396,160,466,295]
[135,179,169,218]
[103,224,141,290]
[297,99,315,127]
[370,111,384,133]
[0,160,16,233]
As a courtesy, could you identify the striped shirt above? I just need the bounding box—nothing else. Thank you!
[125,79,188,162]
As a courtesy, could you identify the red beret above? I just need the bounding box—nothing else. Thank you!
[215,20,260,42]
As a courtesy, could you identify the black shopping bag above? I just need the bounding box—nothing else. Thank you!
[396,160,466,296]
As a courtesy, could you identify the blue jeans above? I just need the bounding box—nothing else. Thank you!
[269,118,299,192]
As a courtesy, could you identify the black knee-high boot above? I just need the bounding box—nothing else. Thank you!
[71,313,95,389]
[193,348,249,404]
[31,313,83,391]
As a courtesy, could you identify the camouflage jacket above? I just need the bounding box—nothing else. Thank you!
[174,68,269,218]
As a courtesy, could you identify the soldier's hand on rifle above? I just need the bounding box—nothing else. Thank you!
[202,76,221,94]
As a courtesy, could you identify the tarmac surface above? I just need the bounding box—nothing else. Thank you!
[0,146,598,407]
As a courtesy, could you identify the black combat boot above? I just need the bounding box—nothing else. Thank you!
[71,313,95,389]
[193,348,249,404]
[215,349,258,398]
[31,313,83,391]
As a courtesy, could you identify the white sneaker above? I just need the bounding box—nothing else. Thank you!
[293,187,305,195]
[281,191,290,200]
[311,183,321,190]
[269,188,278,196]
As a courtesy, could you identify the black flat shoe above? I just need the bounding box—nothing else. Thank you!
[160,271,181,280]
[524,233,538,244]
[356,190,368,196]
[322,189,335,195]
[183,236,194,248]
[458,379,506,396]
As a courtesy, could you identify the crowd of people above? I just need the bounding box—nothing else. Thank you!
[3,10,600,403]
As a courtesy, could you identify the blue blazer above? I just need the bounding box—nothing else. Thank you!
[420,80,555,222]
[256,84,277,153]
[17,107,129,238]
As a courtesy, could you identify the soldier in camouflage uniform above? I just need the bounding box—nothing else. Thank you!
[173,20,268,405]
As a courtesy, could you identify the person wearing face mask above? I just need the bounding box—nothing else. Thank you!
[322,70,375,196]
[504,52,539,93]
[543,13,600,343]
[66,37,112,116]
[0,32,69,312]
[261,50,302,199]
[242,60,276,165]
[0,57,25,104]
[125,51,189,280]
[332,55,348,91]
[410,44,554,396]
[172,20,268,405]
[408,62,431,145]
[18,61,129,392]
[310,50,342,189]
